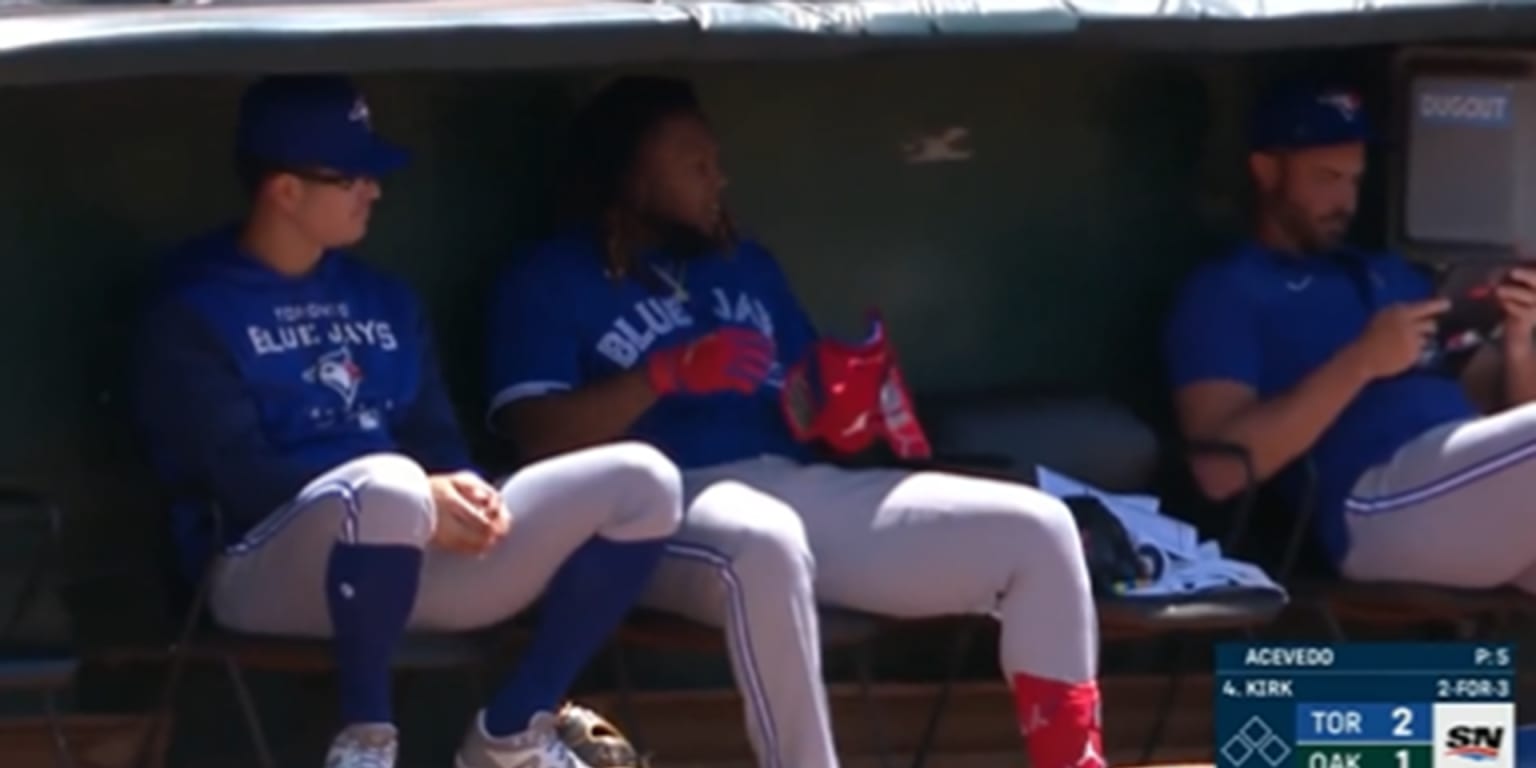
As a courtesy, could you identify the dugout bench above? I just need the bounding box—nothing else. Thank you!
[0,449,1288,768]
[18,400,1415,768]
[86,466,922,768]
[104,404,1291,768]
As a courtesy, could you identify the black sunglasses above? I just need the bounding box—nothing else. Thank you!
[280,167,367,190]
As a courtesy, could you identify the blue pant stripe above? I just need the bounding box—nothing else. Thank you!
[225,479,362,555]
[661,541,782,768]
[1345,434,1536,515]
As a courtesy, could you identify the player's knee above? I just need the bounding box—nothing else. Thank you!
[336,453,434,548]
[1013,490,1083,552]
[736,521,815,589]
[995,487,1091,585]
[697,482,814,588]
[599,441,685,538]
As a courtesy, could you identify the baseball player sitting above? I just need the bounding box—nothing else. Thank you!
[484,76,1104,768]
[131,75,680,768]
[1165,83,1536,591]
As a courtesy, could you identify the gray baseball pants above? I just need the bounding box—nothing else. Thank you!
[1343,401,1536,592]
[640,455,1099,768]
[208,441,682,635]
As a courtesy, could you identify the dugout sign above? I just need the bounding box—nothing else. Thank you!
[1216,643,1516,768]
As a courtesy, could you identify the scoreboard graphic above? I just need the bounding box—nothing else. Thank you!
[1216,644,1516,768]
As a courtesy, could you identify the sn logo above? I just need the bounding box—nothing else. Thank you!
[1446,725,1505,763]
[1435,703,1514,768]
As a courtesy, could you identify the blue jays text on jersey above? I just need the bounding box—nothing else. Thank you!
[595,288,777,375]
[486,234,818,469]
[242,300,404,430]
[133,225,473,572]
[247,301,399,357]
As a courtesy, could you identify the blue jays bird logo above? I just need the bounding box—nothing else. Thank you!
[304,347,364,408]
[348,96,372,128]
[1318,91,1362,122]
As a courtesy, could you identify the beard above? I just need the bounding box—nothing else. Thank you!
[638,207,728,261]
[1300,213,1351,253]
[1272,198,1351,254]
[615,204,732,298]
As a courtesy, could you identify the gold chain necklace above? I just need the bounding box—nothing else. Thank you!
[649,260,689,303]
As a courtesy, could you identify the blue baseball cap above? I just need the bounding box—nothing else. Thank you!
[235,75,409,178]
[1250,83,1373,152]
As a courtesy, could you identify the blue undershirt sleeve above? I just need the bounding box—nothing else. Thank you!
[485,256,585,420]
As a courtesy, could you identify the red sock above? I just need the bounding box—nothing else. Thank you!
[1012,673,1104,768]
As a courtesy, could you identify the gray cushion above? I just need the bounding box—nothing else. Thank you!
[927,396,1159,492]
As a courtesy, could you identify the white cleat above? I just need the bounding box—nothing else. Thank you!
[325,723,398,768]
[455,709,595,768]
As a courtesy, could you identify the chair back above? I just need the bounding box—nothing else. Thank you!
[0,486,73,656]
[1194,452,1334,583]
[1265,456,1339,581]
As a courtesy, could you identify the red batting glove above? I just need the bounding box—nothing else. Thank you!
[645,327,777,396]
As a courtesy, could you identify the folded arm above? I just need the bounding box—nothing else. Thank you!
[1176,354,1372,501]
[1164,266,1377,502]
[134,301,321,530]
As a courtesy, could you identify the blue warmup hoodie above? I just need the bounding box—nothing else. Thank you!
[133,225,474,576]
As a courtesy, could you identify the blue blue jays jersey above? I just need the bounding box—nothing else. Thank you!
[133,225,472,573]
[486,233,819,469]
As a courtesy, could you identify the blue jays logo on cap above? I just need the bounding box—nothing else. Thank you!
[236,74,409,178]
[347,96,371,128]
[1251,82,1373,152]
[1317,90,1362,122]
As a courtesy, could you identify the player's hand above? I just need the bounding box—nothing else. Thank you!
[452,472,510,530]
[1346,299,1450,379]
[447,472,502,515]
[427,472,509,555]
[645,327,776,396]
[1497,266,1536,349]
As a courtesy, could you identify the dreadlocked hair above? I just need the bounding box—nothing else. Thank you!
[559,75,735,281]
